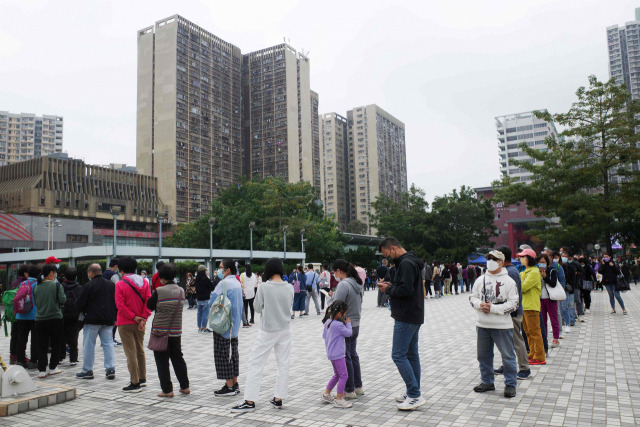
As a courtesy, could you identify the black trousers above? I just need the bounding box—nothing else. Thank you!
[582,289,592,310]
[10,321,18,356]
[425,280,432,296]
[154,337,189,393]
[16,319,37,364]
[243,298,255,323]
[36,318,63,372]
[60,318,80,362]
[320,289,327,309]
[377,289,388,306]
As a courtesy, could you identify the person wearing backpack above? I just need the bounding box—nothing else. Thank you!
[208,259,243,397]
[115,256,152,393]
[15,264,40,369]
[33,264,66,378]
[289,266,307,319]
[304,264,321,316]
[59,267,82,366]
[6,265,27,365]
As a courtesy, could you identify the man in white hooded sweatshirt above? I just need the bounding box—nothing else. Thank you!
[469,250,519,398]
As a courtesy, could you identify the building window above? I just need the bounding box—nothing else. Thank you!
[66,234,88,243]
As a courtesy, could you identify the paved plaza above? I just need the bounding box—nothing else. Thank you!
[2,286,640,426]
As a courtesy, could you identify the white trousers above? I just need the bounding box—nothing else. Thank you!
[244,327,291,402]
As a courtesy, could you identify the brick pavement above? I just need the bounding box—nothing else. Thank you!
[2,286,639,426]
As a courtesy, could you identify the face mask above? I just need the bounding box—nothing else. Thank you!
[538,263,547,269]
[217,269,224,280]
[603,257,610,262]
[55,264,60,269]
[561,257,568,264]
[486,260,500,271]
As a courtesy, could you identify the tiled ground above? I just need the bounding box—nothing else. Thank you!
[2,285,639,426]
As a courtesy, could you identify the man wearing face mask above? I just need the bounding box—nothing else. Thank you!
[195,265,214,333]
[469,250,519,398]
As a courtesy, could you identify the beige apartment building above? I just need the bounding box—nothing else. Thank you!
[320,113,350,230]
[137,15,320,223]
[0,112,63,166]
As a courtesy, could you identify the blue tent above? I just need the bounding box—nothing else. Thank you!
[468,255,487,264]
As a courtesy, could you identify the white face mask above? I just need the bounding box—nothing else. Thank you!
[487,260,500,271]
[55,264,60,269]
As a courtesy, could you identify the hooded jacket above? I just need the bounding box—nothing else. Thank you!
[520,266,542,311]
[469,268,519,329]
[115,273,152,326]
[385,251,424,325]
[77,274,117,325]
[333,276,364,327]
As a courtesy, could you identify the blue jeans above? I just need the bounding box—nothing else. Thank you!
[344,326,362,392]
[197,300,210,329]
[458,279,464,292]
[477,327,517,387]
[605,284,626,310]
[392,321,421,398]
[560,293,576,326]
[82,324,115,373]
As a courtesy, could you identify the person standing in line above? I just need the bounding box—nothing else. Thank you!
[15,265,39,369]
[467,263,477,293]
[151,261,165,292]
[241,264,258,324]
[631,261,640,286]
[289,266,307,319]
[75,264,117,380]
[209,259,244,397]
[377,237,426,411]
[103,258,122,346]
[304,264,321,316]
[320,301,353,408]
[318,265,332,310]
[33,264,66,378]
[461,264,468,294]
[564,251,585,323]
[185,272,196,310]
[376,259,389,307]
[8,265,28,365]
[147,263,190,398]
[432,262,442,298]
[423,261,433,299]
[331,259,364,399]
[579,257,595,313]
[600,253,628,315]
[493,246,531,380]
[231,258,294,413]
[195,265,214,333]
[538,254,561,349]
[60,267,82,366]
[469,250,519,398]
[115,256,152,393]
[517,249,545,365]
[442,264,452,296]
[455,263,463,295]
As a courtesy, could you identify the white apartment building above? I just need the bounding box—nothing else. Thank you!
[607,8,640,99]
[0,112,63,166]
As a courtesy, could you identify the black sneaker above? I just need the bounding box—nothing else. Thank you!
[504,385,516,398]
[22,362,38,370]
[231,400,256,413]
[139,378,146,387]
[76,370,94,380]
[473,383,495,393]
[113,340,123,346]
[233,383,240,392]
[215,384,239,397]
[270,397,283,409]
[123,382,142,393]
[106,369,116,380]
[493,366,504,375]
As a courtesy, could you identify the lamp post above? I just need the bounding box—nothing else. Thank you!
[209,217,216,269]
[300,228,306,265]
[157,209,168,260]
[44,215,62,250]
[594,244,601,259]
[249,222,255,261]
[283,225,289,260]
[111,206,121,257]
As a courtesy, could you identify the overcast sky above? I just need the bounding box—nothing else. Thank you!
[1,0,637,203]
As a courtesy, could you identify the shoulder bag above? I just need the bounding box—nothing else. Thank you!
[148,296,182,352]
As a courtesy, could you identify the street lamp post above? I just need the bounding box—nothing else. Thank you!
[249,222,255,261]
[594,244,601,259]
[300,228,306,265]
[44,215,62,250]
[157,210,168,260]
[283,226,288,260]
[111,206,121,257]
[209,217,216,269]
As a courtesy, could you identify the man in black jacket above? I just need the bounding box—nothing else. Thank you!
[75,264,117,380]
[377,237,425,411]
[60,267,82,366]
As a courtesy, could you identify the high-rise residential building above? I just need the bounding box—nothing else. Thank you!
[346,105,407,233]
[495,110,558,183]
[242,45,320,189]
[0,112,63,166]
[137,15,320,223]
[607,8,640,99]
[320,113,350,230]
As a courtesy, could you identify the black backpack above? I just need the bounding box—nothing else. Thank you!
[63,282,82,319]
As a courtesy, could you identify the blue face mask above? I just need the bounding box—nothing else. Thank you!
[561,257,568,264]
[217,269,224,280]
[537,263,547,269]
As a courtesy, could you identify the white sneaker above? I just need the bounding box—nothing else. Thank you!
[321,393,334,403]
[48,368,62,376]
[585,309,590,314]
[565,326,571,334]
[344,391,357,399]
[355,387,365,396]
[395,392,407,403]
[38,371,47,378]
[397,395,427,411]
[333,398,352,408]
[578,316,585,323]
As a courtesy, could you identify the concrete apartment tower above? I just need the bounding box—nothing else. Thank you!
[495,110,558,183]
[137,15,243,223]
[607,8,640,99]
[320,113,350,230]
[0,112,63,166]
[242,45,320,190]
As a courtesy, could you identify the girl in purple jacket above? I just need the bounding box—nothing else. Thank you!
[321,301,353,408]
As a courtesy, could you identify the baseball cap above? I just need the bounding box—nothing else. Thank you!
[518,244,532,251]
[45,256,62,264]
[485,250,505,261]
[516,248,537,258]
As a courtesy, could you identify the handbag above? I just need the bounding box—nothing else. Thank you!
[293,274,301,293]
[581,279,594,291]
[148,296,182,352]
[616,276,630,292]
[546,280,566,301]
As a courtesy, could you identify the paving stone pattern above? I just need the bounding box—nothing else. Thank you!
[1,286,639,426]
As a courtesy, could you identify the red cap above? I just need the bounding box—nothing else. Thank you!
[45,256,62,264]
[515,248,536,258]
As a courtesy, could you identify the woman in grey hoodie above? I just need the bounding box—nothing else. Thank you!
[331,259,364,399]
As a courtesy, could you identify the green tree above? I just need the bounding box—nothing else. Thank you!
[493,76,640,254]
[346,220,368,234]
